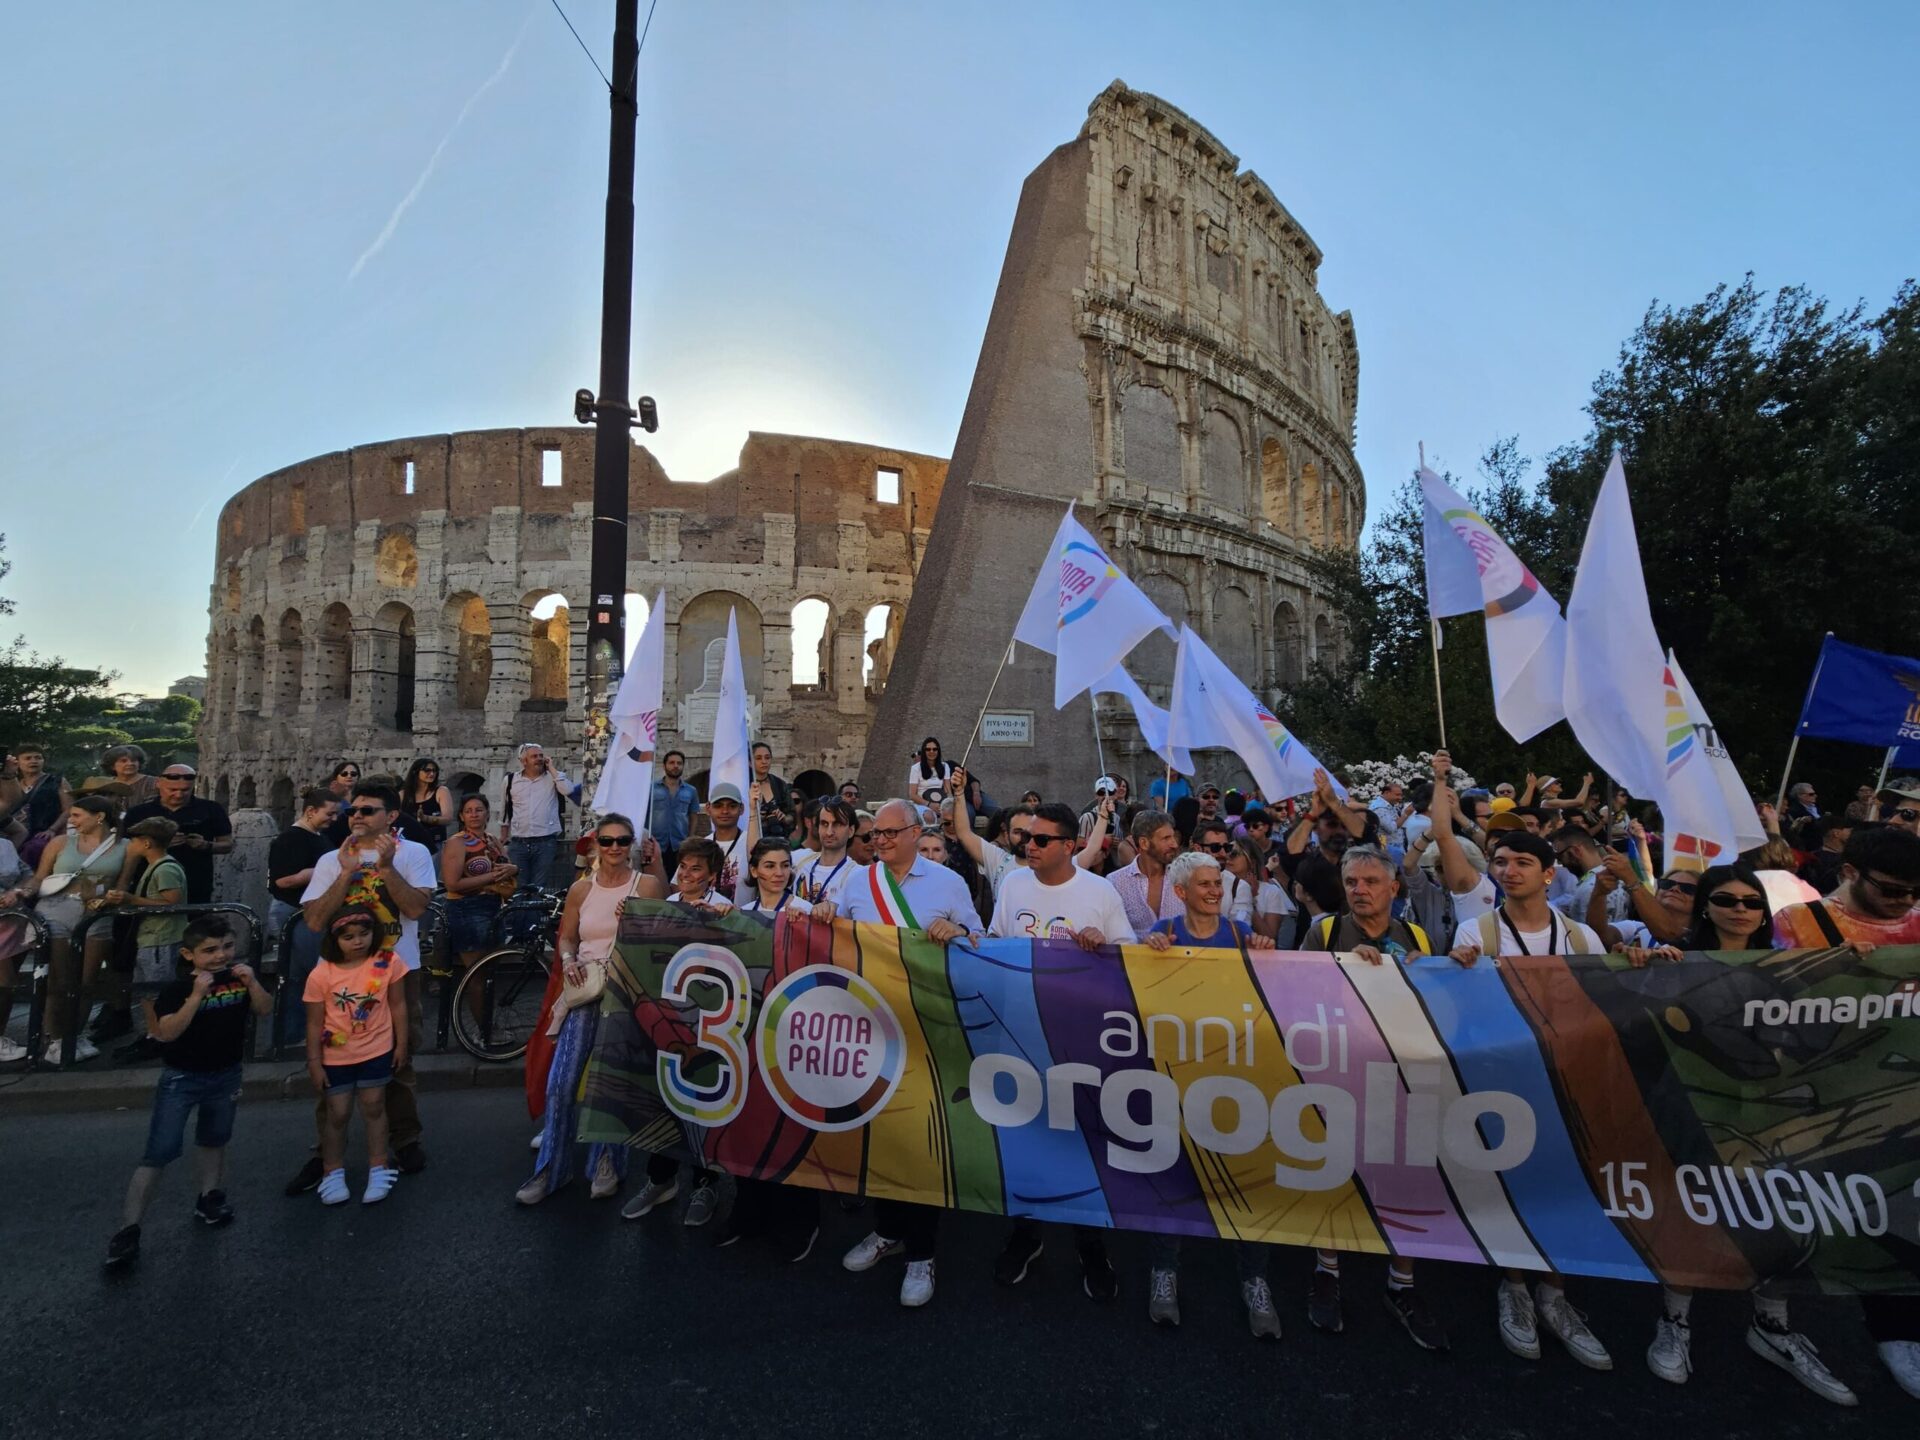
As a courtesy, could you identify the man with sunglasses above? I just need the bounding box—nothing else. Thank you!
[1772,824,1920,1400]
[289,781,437,1185]
[1874,780,1920,835]
[122,765,232,906]
[947,767,1031,901]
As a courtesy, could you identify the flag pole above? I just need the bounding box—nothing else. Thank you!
[959,640,1014,770]
[1775,632,1833,810]
[1089,687,1109,775]
[1418,442,1448,750]
[1876,744,1898,794]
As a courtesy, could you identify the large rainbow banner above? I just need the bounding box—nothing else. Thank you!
[578,903,1920,1293]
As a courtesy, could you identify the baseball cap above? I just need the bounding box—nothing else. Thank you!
[1485,811,1528,833]
[1093,775,1119,796]
[708,783,743,806]
[1488,796,1517,815]
[1879,778,1920,803]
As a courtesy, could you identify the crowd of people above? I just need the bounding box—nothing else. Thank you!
[5,733,1920,1404]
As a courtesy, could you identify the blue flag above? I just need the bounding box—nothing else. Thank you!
[1795,635,1920,760]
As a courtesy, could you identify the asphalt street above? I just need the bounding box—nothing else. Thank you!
[1,1087,1907,1438]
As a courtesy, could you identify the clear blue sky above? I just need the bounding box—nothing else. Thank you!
[3,1,1914,695]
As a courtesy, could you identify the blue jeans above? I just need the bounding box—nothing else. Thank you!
[141,1064,243,1167]
[508,835,561,892]
[270,899,321,1050]
[1149,1232,1270,1281]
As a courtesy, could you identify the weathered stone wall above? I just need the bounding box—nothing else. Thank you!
[863,81,1363,801]
[200,429,945,819]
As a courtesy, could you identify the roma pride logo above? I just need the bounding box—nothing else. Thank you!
[1253,699,1295,761]
[1443,507,1544,617]
[757,966,906,1132]
[1058,540,1119,628]
[1661,666,1695,779]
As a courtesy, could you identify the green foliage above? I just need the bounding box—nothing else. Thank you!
[1287,276,1920,799]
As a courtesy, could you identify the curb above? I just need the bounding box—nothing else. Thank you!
[0,1052,526,1116]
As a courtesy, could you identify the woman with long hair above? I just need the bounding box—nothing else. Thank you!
[440,794,516,1008]
[516,812,664,1206]
[400,760,454,853]
[0,795,127,1064]
[906,736,953,806]
[1633,863,1854,1404]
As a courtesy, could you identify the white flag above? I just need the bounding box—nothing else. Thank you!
[1564,452,1671,801]
[1167,627,1342,803]
[592,589,666,829]
[1663,648,1767,870]
[1419,467,1567,742]
[1421,493,1483,621]
[1013,506,1173,707]
[710,608,752,806]
[1092,664,1193,775]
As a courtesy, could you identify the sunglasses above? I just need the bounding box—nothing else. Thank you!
[347,804,387,818]
[595,834,634,847]
[336,769,360,778]
[1893,808,1920,823]
[1025,832,1069,848]
[1706,893,1765,912]
[1862,873,1920,903]
[1201,842,1233,854]
[1657,878,1698,895]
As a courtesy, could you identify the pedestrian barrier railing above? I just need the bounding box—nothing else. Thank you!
[0,904,56,1064]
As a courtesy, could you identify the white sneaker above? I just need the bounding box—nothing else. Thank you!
[899,1259,935,1307]
[1148,1266,1180,1327]
[619,1177,678,1220]
[1536,1285,1613,1370]
[1749,1321,1857,1406]
[515,1171,552,1206]
[1647,1316,1692,1384]
[1498,1282,1541,1360]
[530,1132,544,1151]
[1879,1340,1920,1400]
[317,1169,350,1206]
[42,1037,100,1065]
[589,1153,620,1200]
[842,1231,905,1272]
[0,1036,26,1063]
[362,1166,399,1205]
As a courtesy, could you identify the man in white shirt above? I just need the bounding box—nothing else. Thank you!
[499,742,576,891]
[1447,828,1612,1375]
[1105,809,1184,939]
[292,780,437,1185]
[985,802,1133,1303]
[1368,780,1408,852]
[950,774,1032,900]
[788,798,859,911]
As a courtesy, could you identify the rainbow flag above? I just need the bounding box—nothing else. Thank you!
[579,903,1920,1293]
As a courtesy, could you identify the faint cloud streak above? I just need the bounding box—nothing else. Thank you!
[348,8,537,282]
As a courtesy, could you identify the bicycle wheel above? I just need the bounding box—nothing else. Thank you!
[450,945,551,1062]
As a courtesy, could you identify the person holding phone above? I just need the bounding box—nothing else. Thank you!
[500,743,576,892]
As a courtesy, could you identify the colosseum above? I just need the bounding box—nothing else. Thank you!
[201,80,1361,820]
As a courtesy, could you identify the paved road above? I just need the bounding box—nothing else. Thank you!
[2,1088,1904,1438]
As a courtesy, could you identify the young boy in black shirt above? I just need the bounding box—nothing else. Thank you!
[104,915,271,1268]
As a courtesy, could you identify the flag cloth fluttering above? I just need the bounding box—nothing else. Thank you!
[1167,627,1342,802]
[1013,506,1173,707]
[592,589,667,829]
[709,609,752,804]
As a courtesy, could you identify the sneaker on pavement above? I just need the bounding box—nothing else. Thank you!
[1747,1320,1857,1406]
[515,1171,552,1206]
[683,1179,720,1228]
[1384,1286,1446,1351]
[1498,1283,1541,1360]
[1878,1340,1920,1400]
[285,1155,325,1197]
[994,1228,1044,1286]
[589,1153,620,1201]
[104,1224,140,1269]
[620,1177,679,1221]
[394,1142,427,1175]
[0,1036,28,1063]
[193,1189,235,1227]
[1080,1243,1118,1302]
[1536,1286,1612,1370]
[1308,1268,1344,1333]
[899,1259,935,1307]
[842,1232,904,1272]
[317,1169,350,1206]
[363,1166,399,1205]
[1148,1267,1181,1327]
[1244,1277,1282,1340]
[43,1037,101,1065]
[1647,1316,1692,1384]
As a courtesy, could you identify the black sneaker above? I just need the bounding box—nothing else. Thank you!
[195,1190,235,1228]
[1384,1286,1448,1352]
[89,1007,134,1043]
[104,1224,140,1268]
[395,1142,428,1175]
[284,1155,325,1197]
[993,1227,1045,1286]
[1309,1267,1344,1332]
[1079,1243,1119,1303]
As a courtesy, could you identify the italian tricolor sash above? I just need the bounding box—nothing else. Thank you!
[867,863,920,929]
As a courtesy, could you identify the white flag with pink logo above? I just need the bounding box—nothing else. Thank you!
[1013,506,1172,707]
[1419,467,1567,742]
[593,588,666,829]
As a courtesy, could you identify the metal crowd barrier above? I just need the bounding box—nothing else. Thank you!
[1,905,55,1064]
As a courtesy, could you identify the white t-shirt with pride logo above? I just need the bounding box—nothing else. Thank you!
[988,867,1137,944]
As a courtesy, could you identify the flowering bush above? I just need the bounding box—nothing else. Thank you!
[1342,753,1479,802]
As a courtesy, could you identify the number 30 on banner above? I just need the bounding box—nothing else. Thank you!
[656,944,752,1126]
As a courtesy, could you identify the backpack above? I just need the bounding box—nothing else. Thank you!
[1474,908,1598,957]
[1307,912,1432,957]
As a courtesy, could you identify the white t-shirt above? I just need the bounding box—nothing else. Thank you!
[1224,874,1255,925]
[791,851,858,909]
[1255,879,1295,920]
[906,760,953,804]
[301,838,439,972]
[1452,873,1498,925]
[1451,908,1605,958]
[989,867,1136,943]
[977,839,1022,897]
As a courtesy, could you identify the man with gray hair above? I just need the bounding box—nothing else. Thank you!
[1106,809,1184,938]
[1299,842,1447,1351]
[499,742,576,891]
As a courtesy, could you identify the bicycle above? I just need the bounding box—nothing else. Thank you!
[449,887,566,1062]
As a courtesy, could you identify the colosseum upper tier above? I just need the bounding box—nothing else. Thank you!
[199,428,945,814]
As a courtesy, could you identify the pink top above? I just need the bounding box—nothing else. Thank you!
[577,871,635,963]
